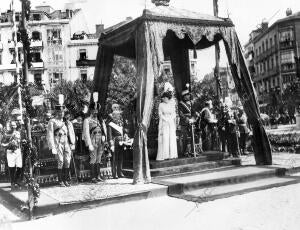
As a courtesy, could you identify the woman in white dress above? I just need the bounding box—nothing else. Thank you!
[156,90,178,161]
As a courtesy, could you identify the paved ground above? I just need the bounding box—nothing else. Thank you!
[1,181,300,230]
[240,152,300,168]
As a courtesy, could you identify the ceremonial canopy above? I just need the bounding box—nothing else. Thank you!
[93,5,272,184]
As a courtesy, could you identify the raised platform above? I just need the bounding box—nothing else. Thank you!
[152,165,300,203]
[123,151,241,178]
[0,178,168,219]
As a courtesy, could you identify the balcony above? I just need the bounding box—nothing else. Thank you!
[8,41,22,51]
[0,63,17,71]
[30,40,43,49]
[47,38,62,45]
[30,61,44,69]
[281,63,296,73]
[254,45,278,63]
[76,59,96,67]
[280,40,295,50]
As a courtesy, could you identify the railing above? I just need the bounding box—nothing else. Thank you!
[280,40,295,49]
[47,38,62,45]
[31,61,44,69]
[30,40,43,48]
[281,63,296,72]
[76,59,96,67]
[0,63,17,71]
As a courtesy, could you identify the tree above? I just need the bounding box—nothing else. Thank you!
[50,79,93,118]
[107,55,137,113]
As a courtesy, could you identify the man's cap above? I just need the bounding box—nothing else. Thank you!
[55,105,66,111]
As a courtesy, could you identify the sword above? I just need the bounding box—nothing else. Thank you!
[191,122,196,158]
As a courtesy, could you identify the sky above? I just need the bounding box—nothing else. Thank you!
[1,0,300,79]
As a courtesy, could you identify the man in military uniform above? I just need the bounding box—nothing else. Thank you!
[178,89,194,157]
[236,107,249,155]
[107,104,125,179]
[200,100,216,151]
[47,97,75,187]
[82,102,107,183]
[2,121,22,190]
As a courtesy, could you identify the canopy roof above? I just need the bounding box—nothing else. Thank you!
[99,6,234,58]
[93,4,272,184]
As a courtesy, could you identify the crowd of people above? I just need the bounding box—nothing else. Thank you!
[0,94,134,190]
[156,82,252,161]
[1,83,254,190]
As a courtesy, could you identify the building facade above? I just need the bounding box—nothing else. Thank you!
[0,4,101,91]
[244,9,300,112]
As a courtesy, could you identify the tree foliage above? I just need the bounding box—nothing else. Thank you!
[50,79,93,118]
[191,75,218,113]
[107,55,136,110]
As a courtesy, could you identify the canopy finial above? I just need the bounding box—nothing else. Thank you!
[151,0,170,6]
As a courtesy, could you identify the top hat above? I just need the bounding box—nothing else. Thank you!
[55,94,66,111]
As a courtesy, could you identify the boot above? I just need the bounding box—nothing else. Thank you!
[96,164,103,182]
[57,169,65,187]
[63,168,71,187]
[14,167,22,189]
[117,152,125,178]
[8,167,16,190]
[90,164,97,183]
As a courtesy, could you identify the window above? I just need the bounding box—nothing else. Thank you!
[0,52,2,65]
[32,31,41,40]
[259,46,261,55]
[266,40,268,50]
[15,15,20,22]
[280,29,294,42]
[281,50,295,64]
[31,52,42,62]
[270,38,273,47]
[34,73,42,86]
[51,72,63,85]
[33,14,41,21]
[262,42,265,52]
[271,58,274,69]
[79,49,87,60]
[256,49,258,57]
[80,70,87,82]
[47,29,62,45]
[13,74,17,83]
[274,35,277,45]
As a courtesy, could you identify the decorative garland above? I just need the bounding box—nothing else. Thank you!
[22,139,40,205]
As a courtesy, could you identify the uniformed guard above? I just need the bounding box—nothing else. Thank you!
[47,94,74,187]
[178,86,194,157]
[236,107,249,155]
[200,100,216,151]
[82,92,107,183]
[107,103,125,179]
[1,121,22,190]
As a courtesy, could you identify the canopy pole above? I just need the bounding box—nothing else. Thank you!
[12,0,23,120]
[213,0,222,101]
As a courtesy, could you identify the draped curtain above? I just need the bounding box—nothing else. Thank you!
[222,32,272,165]
[93,19,272,185]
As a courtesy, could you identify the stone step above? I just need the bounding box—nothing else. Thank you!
[124,151,227,169]
[123,158,241,178]
[153,166,284,194]
[171,176,300,203]
[149,156,208,169]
